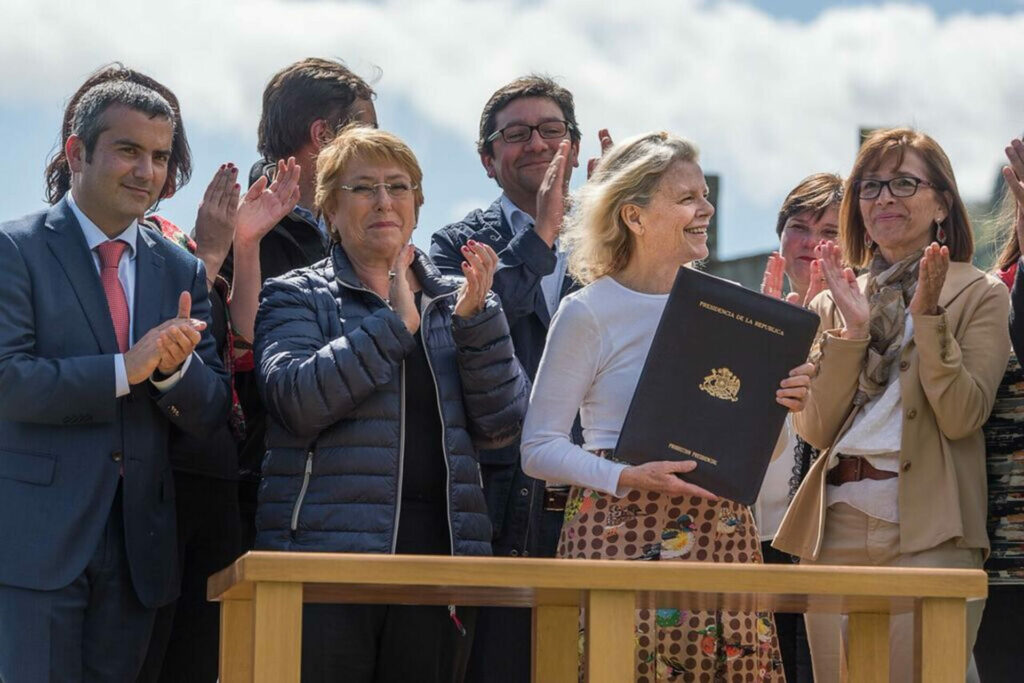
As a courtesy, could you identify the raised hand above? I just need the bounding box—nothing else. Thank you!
[388,244,420,334]
[235,157,301,247]
[1003,138,1024,252]
[777,362,815,412]
[194,164,240,282]
[908,242,949,316]
[454,240,498,318]
[156,291,204,375]
[816,240,869,338]
[761,251,786,300]
[586,128,614,179]
[534,139,572,247]
[123,291,207,384]
[618,460,718,499]
[801,258,826,307]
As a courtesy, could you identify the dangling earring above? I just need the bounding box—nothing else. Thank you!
[864,232,874,249]
[935,218,947,245]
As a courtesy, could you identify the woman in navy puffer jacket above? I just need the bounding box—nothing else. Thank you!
[253,125,529,682]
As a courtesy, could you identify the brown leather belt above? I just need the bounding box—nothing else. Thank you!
[827,456,899,486]
[543,488,569,511]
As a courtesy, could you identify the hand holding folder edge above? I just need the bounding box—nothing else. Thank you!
[615,362,814,499]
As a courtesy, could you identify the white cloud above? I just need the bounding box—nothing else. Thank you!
[2,0,1021,254]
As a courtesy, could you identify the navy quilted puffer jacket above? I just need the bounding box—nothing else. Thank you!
[253,245,528,556]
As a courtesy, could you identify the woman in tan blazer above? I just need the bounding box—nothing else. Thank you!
[772,128,1010,682]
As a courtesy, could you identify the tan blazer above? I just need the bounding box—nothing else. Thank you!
[772,262,1009,561]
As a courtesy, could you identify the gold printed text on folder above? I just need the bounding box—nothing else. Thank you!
[668,443,719,466]
[698,300,785,336]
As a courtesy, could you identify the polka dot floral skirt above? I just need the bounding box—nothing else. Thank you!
[558,480,786,682]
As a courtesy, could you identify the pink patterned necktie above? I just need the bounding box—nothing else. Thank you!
[96,240,130,353]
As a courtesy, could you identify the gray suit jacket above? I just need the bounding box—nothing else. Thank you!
[0,199,231,608]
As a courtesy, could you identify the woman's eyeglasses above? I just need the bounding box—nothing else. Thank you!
[855,176,936,200]
[339,182,417,200]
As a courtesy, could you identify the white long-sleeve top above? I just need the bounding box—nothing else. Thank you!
[521,276,670,496]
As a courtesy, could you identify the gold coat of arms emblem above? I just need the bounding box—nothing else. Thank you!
[699,367,740,402]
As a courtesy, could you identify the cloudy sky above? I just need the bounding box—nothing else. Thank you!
[1,0,1022,258]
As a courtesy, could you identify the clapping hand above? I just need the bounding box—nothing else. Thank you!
[816,240,869,338]
[761,251,789,300]
[388,245,420,334]
[586,128,614,179]
[908,243,949,317]
[762,252,826,307]
[124,292,206,384]
[194,164,239,279]
[155,292,204,375]
[534,140,572,247]
[801,259,826,307]
[453,241,498,318]
[235,157,301,247]
[1003,139,1024,253]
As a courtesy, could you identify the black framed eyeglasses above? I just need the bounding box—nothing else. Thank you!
[338,182,417,200]
[486,120,574,144]
[855,176,936,200]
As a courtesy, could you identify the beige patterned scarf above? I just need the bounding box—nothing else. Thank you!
[852,248,924,406]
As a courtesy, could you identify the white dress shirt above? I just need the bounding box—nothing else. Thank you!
[66,192,191,397]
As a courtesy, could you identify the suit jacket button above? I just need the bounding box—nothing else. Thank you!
[111,451,123,463]
[902,461,912,472]
[509,549,519,556]
[906,408,917,419]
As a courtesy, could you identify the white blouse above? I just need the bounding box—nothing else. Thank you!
[521,276,670,496]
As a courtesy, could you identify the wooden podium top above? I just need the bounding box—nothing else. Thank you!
[208,551,987,615]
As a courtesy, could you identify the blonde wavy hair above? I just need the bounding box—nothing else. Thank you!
[315,124,425,242]
[564,131,700,284]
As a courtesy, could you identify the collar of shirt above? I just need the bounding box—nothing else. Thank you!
[292,203,329,238]
[66,191,139,259]
[499,194,535,235]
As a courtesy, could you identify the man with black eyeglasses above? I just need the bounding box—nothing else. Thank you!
[430,74,581,683]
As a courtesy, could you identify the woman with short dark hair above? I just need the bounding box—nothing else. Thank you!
[757,172,844,683]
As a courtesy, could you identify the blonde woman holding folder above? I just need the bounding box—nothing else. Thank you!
[521,131,814,682]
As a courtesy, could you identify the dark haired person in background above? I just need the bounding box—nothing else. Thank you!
[228,57,378,549]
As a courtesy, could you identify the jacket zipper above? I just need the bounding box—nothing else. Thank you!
[421,293,464,634]
[420,293,459,556]
[391,362,406,552]
[290,450,314,532]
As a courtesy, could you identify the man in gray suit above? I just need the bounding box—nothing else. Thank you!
[0,81,230,681]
